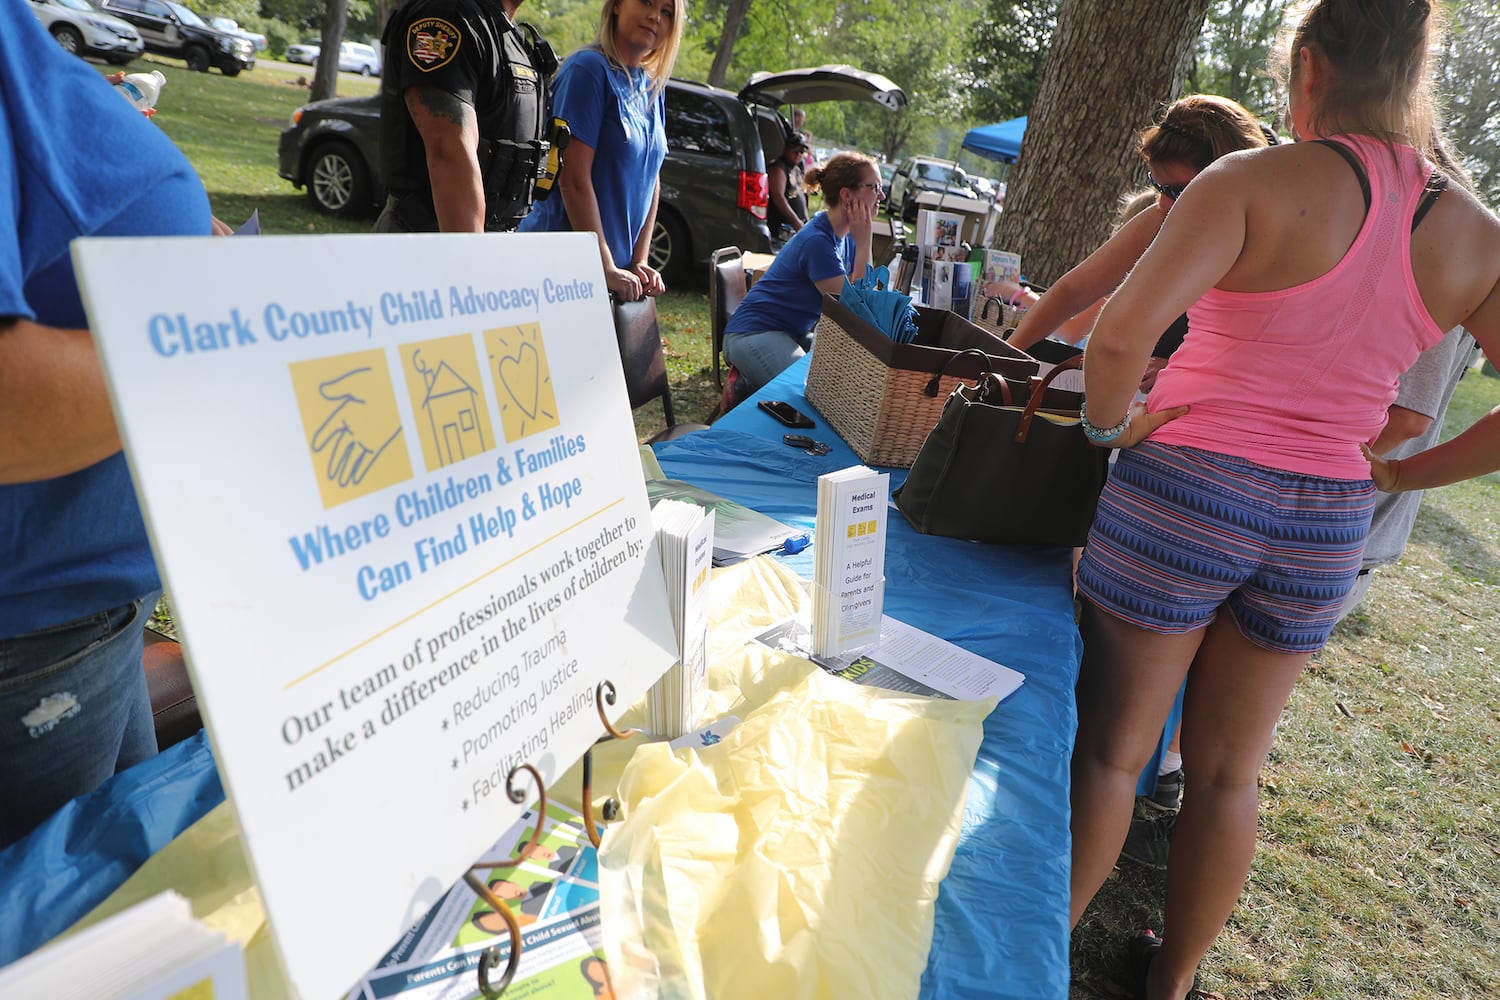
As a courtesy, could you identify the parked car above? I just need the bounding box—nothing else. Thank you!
[277,93,381,216]
[100,0,253,75]
[277,65,906,281]
[28,0,144,64]
[209,15,266,51]
[285,39,382,75]
[285,38,319,65]
[655,65,907,285]
[888,156,975,222]
[877,161,895,204]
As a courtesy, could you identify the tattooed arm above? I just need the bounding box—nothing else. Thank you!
[405,85,484,232]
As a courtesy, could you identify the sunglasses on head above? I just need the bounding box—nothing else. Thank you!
[1147,175,1188,201]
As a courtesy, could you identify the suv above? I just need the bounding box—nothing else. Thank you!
[101,0,254,75]
[889,156,975,222]
[655,65,907,284]
[29,0,144,64]
[277,64,907,283]
[286,39,381,75]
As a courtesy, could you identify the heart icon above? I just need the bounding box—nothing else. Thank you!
[498,341,542,419]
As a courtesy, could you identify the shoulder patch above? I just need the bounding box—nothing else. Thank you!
[407,17,462,72]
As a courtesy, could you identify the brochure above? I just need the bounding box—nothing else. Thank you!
[347,801,613,1000]
[755,616,1025,703]
[0,891,247,1000]
[811,466,888,657]
[644,498,716,738]
[645,478,804,565]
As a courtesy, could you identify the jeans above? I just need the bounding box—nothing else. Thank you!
[722,328,815,399]
[0,590,160,848]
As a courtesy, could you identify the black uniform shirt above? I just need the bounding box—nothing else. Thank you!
[379,0,544,215]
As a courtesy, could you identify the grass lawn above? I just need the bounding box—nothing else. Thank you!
[132,56,1500,998]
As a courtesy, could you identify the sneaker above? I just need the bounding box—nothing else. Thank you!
[1141,768,1183,815]
[1120,812,1175,869]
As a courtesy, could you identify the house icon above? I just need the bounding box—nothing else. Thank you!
[414,350,488,466]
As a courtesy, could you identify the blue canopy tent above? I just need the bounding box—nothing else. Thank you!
[962,115,1027,163]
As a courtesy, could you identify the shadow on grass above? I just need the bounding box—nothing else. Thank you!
[1071,861,1169,999]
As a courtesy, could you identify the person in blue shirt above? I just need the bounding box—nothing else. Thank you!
[518,0,682,301]
[0,5,214,848]
[722,152,879,399]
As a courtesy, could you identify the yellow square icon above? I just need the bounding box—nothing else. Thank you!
[399,334,496,472]
[484,323,560,442]
[289,349,413,509]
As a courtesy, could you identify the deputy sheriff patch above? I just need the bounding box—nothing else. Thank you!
[407,17,461,72]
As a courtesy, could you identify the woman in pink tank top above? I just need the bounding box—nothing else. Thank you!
[1068,2,1500,998]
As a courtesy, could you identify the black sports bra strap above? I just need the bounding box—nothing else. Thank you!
[1410,171,1448,232]
[1314,139,1372,212]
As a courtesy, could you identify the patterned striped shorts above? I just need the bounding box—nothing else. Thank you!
[1076,441,1375,654]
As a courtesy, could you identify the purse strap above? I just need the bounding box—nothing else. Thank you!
[923,347,994,397]
[1013,355,1086,443]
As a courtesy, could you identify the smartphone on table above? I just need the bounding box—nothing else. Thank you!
[758,400,815,428]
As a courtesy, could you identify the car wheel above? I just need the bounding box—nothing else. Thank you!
[360,65,372,76]
[648,208,691,288]
[306,139,372,217]
[222,64,241,77]
[900,194,917,223]
[185,45,211,72]
[51,25,84,55]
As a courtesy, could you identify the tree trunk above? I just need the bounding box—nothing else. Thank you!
[708,0,753,88]
[312,0,350,103]
[994,0,1210,285]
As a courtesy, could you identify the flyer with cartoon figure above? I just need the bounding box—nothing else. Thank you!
[348,803,614,1000]
[72,232,677,1000]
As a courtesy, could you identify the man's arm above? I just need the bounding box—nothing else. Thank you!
[405,85,484,233]
[0,318,121,483]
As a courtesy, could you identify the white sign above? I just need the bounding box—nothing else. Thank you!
[73,232,679,1000]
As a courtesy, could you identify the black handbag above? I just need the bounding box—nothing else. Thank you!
[892,355,1110,547]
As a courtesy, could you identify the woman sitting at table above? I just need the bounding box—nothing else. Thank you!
[518,0,683,302]
[722,152,878,401]
[1002,94,1271,384]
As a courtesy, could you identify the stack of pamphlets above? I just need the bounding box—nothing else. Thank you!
[970,248,1023,321]
[643,498,716,739]
[0,890,247,1000]
[914,209,976,315]
[811,465,889,658]
[644,478,804,564]
[347,801,610,999]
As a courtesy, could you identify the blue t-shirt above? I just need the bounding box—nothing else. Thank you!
[724,211,854,336]
[518,47,665,267]
[1,6,212,636]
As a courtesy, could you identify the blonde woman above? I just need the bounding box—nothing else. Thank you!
[519,0,684,300]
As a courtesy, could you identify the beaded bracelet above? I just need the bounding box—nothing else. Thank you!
[1080,405,1131,444]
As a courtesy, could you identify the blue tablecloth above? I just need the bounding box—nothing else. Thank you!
[656,355,1079,1000]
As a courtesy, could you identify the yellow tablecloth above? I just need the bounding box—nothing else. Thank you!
[65,557,991,1000]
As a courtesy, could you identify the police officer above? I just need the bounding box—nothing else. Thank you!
[375,0,557,233]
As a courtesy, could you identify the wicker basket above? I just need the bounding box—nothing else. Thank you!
[806,294,1039,468]
[971,294,1026,341]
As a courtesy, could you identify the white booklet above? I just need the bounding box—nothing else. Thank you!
[812,466,889,658]
[644,498,716,738]
[0,890,247,1000]
[756,615,1024,702]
